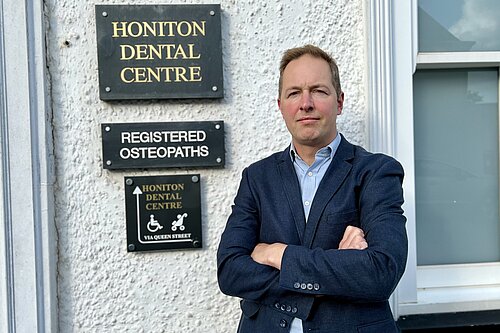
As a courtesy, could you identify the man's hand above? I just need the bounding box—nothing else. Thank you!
[338,226,368,250]
[251,243,288,270]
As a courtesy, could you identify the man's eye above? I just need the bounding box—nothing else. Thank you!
[313,89,327,95]
[287,91,299,97]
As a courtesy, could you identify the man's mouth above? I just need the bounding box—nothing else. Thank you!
[297,116,319,123]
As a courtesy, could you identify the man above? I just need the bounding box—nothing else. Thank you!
[217,44,407,333]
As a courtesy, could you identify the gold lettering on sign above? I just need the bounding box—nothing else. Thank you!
[111,21,206,38]
[145,202,183,210]
[120,66,202,83]
[142,183,185,211]
[141,183,185,192]
[107,15,215,87]
[119,44,200,60]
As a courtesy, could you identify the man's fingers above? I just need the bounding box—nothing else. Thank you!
[339,226,367,250]
[341,226,363,247]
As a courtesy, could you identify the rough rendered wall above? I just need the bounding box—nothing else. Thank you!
[46,0,367,331]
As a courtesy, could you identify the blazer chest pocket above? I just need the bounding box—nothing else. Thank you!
[316,210,360,248]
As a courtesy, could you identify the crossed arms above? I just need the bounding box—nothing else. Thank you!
[251,225,367,270]
[217,155,407,308]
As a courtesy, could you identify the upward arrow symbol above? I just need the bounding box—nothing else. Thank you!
[134,186,143,243]
[133,186,143,196]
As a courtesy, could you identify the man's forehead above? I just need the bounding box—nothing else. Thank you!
[282,72,333,90]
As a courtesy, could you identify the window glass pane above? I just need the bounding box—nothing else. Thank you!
[414,68,500,265]
[418,0,500,52]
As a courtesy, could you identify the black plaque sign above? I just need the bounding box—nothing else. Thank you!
[95,4,223,100]
[101,121,225,170]
[125,175,202,252]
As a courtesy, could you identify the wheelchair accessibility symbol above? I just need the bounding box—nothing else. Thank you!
[147,214,163,233]
[171,213,188,231]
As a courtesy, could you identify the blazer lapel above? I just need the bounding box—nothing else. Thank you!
[303,137,354,248]
[277,149,306,243]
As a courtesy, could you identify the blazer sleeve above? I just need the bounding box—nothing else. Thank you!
[279,157,408,302]
[217,167,280,300]
[217,165,316,319]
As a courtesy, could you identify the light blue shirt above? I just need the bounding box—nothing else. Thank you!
[288,134,341,333]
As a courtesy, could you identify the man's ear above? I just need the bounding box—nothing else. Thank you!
[277,98,281,109]
[337,92,345,115]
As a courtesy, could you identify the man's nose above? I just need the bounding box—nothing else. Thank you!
[300,91,314,111]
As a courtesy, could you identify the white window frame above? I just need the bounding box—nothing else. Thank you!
[369,0,500,318]
[0,0,57,331]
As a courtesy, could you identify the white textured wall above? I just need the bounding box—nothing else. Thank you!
[46,0,367,331]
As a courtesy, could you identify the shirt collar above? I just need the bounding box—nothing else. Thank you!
[289,133,341,162]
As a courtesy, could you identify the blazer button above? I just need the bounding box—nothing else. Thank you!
[286,305,292,312]
[279,319,287,328]
[307,283,313,290]
[293,282,301,289]
[292,307,298,314]
[313,283,320,291]
[280,304,286,311]
[300,283,307,290]
[274,302,280,309]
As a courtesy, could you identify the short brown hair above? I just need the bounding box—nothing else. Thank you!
[278,44,342,97]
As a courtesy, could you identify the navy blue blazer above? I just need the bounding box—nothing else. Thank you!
[217,135,407,333]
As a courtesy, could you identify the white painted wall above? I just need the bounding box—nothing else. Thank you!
[45,0,368,331]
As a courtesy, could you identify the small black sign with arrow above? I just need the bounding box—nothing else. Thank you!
[124,174,202,252]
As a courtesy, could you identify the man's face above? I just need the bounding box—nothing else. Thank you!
[278,54,344,152]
